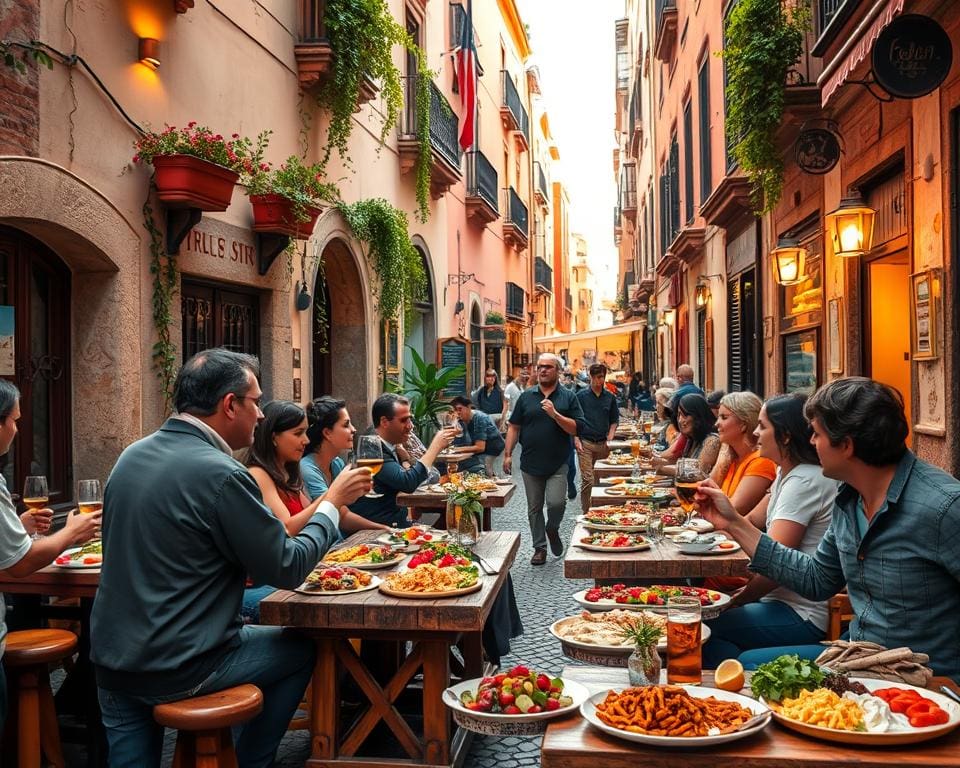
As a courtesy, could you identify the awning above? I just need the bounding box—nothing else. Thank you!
[819,0,905,106]
[534,320,647,346]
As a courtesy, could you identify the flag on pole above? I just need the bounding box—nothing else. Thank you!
[456,0,477,150]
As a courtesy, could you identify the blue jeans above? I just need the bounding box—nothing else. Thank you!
[739,644,833,669]
[98,625,314,767]
[567,442,577,491]
[702,600,824,669]
[0,660,6,733]
[241,585,278,624]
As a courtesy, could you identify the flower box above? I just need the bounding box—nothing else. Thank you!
[152,155,239,211]
[483,326,507,345]
[249,194,323,237]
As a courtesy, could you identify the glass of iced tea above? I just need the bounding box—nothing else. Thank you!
[23,475,49,541]
[667,596,702,684]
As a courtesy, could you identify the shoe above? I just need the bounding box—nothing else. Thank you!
[530,548,547,565]
[567,484,577,500]
[546,527,563,556]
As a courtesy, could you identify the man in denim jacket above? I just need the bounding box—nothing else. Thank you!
[697,377,960,680]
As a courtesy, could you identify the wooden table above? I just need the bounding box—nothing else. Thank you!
[564,523,750,582]
[542,666,960,768]
[260,530,520,768]
[396,482,516,531]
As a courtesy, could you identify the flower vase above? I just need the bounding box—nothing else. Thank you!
[627,645,661,686]
[445,498,460,536]
[457,507,479,546]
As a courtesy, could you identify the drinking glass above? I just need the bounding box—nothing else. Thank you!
[667,596,702,685]
[78,479,103,515]
[629,439,642,481]
[443,410,463,438]
[641,411,656,441]
[23,475,49,541]
[355,435,385,498]
[645,508,664,543]
[675,458,706,523]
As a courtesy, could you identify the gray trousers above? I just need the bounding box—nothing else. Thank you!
[521,466,567,551]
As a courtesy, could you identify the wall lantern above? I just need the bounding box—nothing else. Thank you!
[695,281,709,308]
[771,237,808,286]
[138,37,160,69]
[661,308,676,326]
[824,193,876,258]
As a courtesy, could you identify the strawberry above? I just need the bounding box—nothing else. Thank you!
[527,704,542,714]
[536,674,551,691]
[502,705,521,715]
[508,665,529,678]
[544,698,561,711]
[499,691,515,707]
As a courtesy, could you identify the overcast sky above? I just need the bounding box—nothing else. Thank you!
[515,0,624,302]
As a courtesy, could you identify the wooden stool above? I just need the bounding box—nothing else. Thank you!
[3,628,78,768]
[153,684,263,768]
[827,591,853,640]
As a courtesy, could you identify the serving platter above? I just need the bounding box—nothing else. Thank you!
[550,614,711,654]
[294,574,382,596]
[572,587,731,613]
[379,581,482,599]
[444,677,590,735]
[53,547,102,569]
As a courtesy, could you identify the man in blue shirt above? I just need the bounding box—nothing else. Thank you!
[671,364,704,405]
[696,377,960,681]
[451,396,505,476]
[574,364,620,514]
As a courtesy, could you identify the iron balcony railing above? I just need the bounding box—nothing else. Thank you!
[298,0,328,42]
[400,76,461,170]
[506,282,525,320]
[818,0,845,36]
[535,161,550,201]
[535,257,553,292]
[620,166,637,211]
[505,187,528,237]
[466,150,499,214]
[501,70,530,144]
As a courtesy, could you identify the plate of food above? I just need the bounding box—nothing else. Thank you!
[604,485,674,502]
[601,453,637,467]
[54,541,103,569]
[677,536,742,556]
[573,584,730,611]
[549,610,711,654]
[294,566,381,595]
[322,543,405,569]
[577,511,648,531]
[444,664,591,735]
[376,526,449,550]
[405,541,474,569]
[379,562,481,598]
[581,685,770,746]
[575,532,650,552]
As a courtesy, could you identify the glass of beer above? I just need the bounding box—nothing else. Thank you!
[641,411,656,440]
[23,475,49,541]
[78,479,103,515]
[675,458,705,524]
[667,596,702,685]
[629,439,642,481]
[355,435,385,498]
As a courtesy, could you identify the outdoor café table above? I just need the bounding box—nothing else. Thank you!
[541,665,960,768]
[396,481,516,531]
[590,484,673,507]
[564,523,750,584]
[259,529,520,768]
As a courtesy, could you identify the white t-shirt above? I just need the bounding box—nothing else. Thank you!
[760,463,839,631]
[504,381,524,419]
[0,474,31,655]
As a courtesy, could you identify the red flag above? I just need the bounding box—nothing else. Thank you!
[456,0,477,150]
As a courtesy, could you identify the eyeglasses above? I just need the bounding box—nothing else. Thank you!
[235,395,263,410]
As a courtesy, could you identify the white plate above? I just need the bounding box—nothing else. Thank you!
[321,553,406,570]
[53,547,102,569]
[376,529,449,548]
[572,588,731,613]
[575,539,650,553]
[582,687,770,746]
[678,541,742,556]
[294,574,382,596]
[685,518,715,533]
[576,515,648,533]
[549,615,711,652]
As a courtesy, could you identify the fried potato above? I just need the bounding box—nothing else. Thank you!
[595,686,754,736]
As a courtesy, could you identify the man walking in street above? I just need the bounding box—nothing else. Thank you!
[574,363,620,514]
[505,353,584,564]
[503,366,529,427]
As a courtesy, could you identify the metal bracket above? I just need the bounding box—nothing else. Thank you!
[447,272,476,286]
[165,208,202,255]
[847,71,895,103]
[256,233,291,276]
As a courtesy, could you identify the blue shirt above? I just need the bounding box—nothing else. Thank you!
[575,387,619,442]
[300,454,345,501]
[750,450,960,681]
[348,441,426,527]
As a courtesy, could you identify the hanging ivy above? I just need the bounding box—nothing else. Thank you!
[143,187,178,413]
[722,0,810,213]
[413,52,432,224]
[338,198,425,330]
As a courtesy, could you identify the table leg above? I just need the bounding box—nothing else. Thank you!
[482,508,491,531]
[310,639,340,760]
[420,639,451,766]
[460,633,483,680]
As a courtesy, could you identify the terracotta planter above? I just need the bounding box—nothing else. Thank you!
[151,155,238,211]
[249,194,323,237]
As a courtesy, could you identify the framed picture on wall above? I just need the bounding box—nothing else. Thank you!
[911,270,938,360]
[827,297,842,373]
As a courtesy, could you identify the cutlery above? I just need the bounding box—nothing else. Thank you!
[940,685,960,706]
[473,555,499,575]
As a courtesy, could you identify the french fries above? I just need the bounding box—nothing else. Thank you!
[778,688,864,731]
[595,685,754,736]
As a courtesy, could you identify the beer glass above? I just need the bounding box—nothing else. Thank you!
[667,596,702,685]
[355,435,385,498]
[675,458,705,523]
[641,411,656,441]
[78,479,103,515]
[23,475,49,541]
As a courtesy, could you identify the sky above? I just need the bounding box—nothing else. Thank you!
[515,0,624,304]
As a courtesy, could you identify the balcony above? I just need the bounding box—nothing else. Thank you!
[506,282,525,320]
[669,225,707,267]
[615,18,630,92]
[500,71,530,151]
[700,174,753,232]
[620,164,637,222]
[628,79,642,158]
[465,150,499,225]
[638,270,655,295]
[776,33,827,148]
[503,187,529,249]
[534,161,550,208]
[534,257,553,294]
[812,0,853,57]
[653,0,678,63]
[398,76,462,198]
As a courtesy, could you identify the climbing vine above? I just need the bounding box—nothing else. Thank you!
[722,0,810,213]
[414,52,432,224]
[143,188,178,413]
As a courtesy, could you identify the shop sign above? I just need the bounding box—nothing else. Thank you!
[181,227,256,267]
[795,128,841,175]
[872,14,953,99]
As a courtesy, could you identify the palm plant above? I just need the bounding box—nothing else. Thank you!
[391,347,466,442]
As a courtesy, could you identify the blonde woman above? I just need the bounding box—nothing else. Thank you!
[710,391,777,515]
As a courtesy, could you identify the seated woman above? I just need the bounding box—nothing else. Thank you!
[711,391,777,514]
[650,387,679,453]
[702,394,839,668]
[652,393,720,477]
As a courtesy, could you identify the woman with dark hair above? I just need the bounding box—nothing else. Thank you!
[701,393,839,668]
[653,393,720,476]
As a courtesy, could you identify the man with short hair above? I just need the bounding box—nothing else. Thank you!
[505,354,584,564]
[672,364,704,402]
[91,349,373,766]
[697,377,960,680]
[503,367,529,425]
[350,393,455,527]
[574,364,620,514]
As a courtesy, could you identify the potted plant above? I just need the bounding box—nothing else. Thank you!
[621,617,663,686]
[483,310,507,345]
[388,347,466,443]
[246,155,339,237]
[133,123,264,211]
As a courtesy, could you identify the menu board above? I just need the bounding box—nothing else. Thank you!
[437,336,469,398]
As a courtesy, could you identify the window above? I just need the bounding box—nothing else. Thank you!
[683,100,694,224]
[783,328,819,394]
[698,57,712,202]
[181,281,260,361]
[727,268,759,393]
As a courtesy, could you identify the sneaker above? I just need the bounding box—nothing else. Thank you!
[546,527,563,556]
[530,548,547,565]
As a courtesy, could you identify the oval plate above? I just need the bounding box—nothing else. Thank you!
[378,581,482,599]
[294,574,382,596]
[571,588,731,613]
[678,541,742,556]
[549,614,711,653]
[444,677,590,735]
[575,540,650,553]
[321,553,406,570]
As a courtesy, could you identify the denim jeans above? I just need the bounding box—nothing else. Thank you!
[241,585,278,624]
[98,625,314,767]
[0,660,6,733]
[702,599,824,669]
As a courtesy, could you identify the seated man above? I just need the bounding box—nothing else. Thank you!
[90,349,372,767]
[349,394,456,527]
[451,396,505,477]
[696,377,960,680]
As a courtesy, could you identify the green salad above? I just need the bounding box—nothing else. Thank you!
[750,654,824,702]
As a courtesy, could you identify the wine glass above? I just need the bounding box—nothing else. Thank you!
[675,458,706,524]
[355,435,385,498]
[23,475,49,541]
[78,479,103,515]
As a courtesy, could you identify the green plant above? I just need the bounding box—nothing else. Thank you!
[143,190,178,413]
[722,0,810,213]
[338,198,426,327]
[246,155,339,218]
[413,53,433,224]
[621,617,663,654]
[320,0,411,164]
[133,123,269,173]
[1,40,53,73]
[449,487,484,526]
[393,346,466,441]
[485,310,505,325]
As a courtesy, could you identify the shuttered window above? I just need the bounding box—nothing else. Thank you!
[727,268,759,393]
[669,136,681,240]
[697,308,707,388]
[181,280,260,361]
[698,58,712,203]
[683,101,694,224]
[727,278,742,392]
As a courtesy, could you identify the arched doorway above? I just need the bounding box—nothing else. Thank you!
[470,303,482,392]
[405,243,436,376]
[313,238,370,428]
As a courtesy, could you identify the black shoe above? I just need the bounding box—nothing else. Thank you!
[546,527,563,556]
[530,548,547,565]
[567,484,577,500]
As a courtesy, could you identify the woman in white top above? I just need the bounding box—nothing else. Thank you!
[702,393,839,668]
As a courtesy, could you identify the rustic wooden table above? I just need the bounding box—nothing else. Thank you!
[396,482,516,531]
[260,529,521,768]
[542,665,960,768]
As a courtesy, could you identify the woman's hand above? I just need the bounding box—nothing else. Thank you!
[693,479,738,529]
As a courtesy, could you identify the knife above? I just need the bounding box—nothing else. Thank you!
[940,685,960,706]
[473,554,499,575]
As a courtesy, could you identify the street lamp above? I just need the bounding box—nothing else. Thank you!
[695,281,709,308]
[825,194,876,258]
[770,237,808,285]
[661,308,676,326]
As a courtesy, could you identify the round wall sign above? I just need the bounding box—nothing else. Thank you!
[872,14,953,99]
[795,128,841,175]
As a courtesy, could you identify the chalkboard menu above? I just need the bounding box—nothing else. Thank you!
[437,336,469,398]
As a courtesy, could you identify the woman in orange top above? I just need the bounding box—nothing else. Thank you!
[710,391,777,514]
